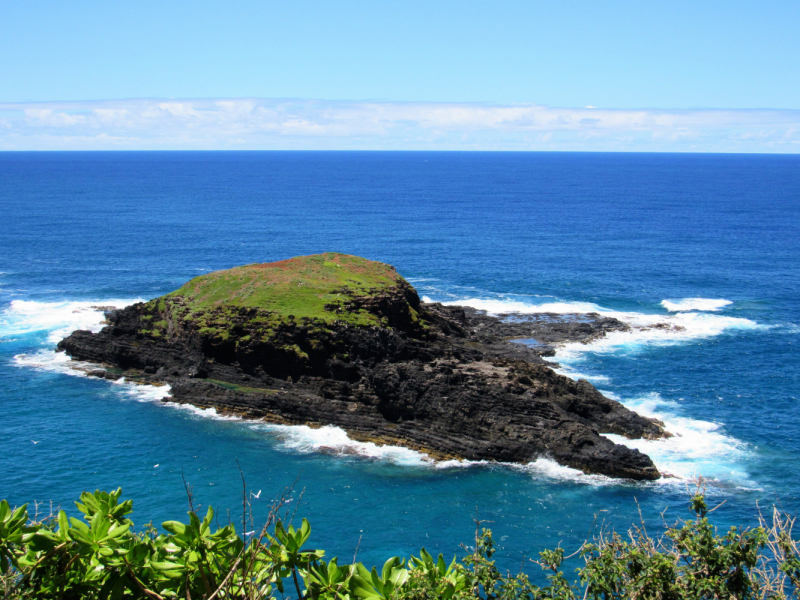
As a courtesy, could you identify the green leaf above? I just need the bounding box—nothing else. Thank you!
[70,528,92,545]
[104,523,131,540]
[299,518,311,544]
[392,568,408,588]
[420,548,433,565]
[201,505,214,534]
[352,584,382,600]
[0,499,10,521]
[371,566,384,594]
[70,516,90,534]
[9,504,27,524]
[109,575,126,600]
[162,520,186,535]
[151,560,186,572]
[441,583,455,600]
[188,511,202,533]
[57,510,69,535]
[78,492,101,516]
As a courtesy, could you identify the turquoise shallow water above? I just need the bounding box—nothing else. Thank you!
[1,151,799,570]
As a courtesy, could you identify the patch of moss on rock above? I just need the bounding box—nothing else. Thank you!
[205,379,278,394]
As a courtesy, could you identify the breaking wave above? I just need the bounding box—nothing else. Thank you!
[424,296,762,358]
[600,392,757,489]
[1,298,142,344]
[661,298,733,312]
[252,423,432,467]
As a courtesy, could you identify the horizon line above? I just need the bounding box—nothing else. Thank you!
[1,97,798,153]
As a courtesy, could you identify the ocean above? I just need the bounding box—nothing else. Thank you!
[1,151,799,570]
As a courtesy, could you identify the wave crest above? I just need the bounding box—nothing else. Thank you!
[661,298,733,312]
[431,296,760,358]
[2,298,142,343]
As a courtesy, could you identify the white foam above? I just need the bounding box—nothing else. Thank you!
[5,298,182,419]
[433,456,617,486]
[13,346,254,425]
[661,298,733,312]
[5,298,165,399]
[597,393,757,488]
[14,348,93,375]
[779,323,800,334]
[503,393,756,489]
[10,346,755,485]
[434,458,489,469]
[556,311,760,364]
[436,296,760,361]
[434,297,606,315]
[1,298,142,343]
[253,423,432,467]
[517,458,618,486]
[13,348,174,405]
[12,347,246,423]
[109,376,173,401]
[551,365,611,384]
[163,401,242,421]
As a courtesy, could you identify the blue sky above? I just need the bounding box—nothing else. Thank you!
[1,1,799,151]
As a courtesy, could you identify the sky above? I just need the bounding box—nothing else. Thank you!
[1,0,799,152]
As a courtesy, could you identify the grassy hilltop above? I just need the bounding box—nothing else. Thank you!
[169,253,410,326]
[135,253,425,344]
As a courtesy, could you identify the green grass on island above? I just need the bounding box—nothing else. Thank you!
[142,253,422,336]
[170,253,406,324]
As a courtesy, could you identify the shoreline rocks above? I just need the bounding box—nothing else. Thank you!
[56,254,668,481]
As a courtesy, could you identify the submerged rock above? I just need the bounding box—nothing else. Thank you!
[58,253,667,480]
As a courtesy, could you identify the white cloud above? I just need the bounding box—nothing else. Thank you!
[23,108,86,127]
[0,98,798,152]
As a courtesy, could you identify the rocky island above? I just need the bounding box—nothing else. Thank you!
[58,253,668,480]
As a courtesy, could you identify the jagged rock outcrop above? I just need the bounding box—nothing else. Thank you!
[58,253,667,480]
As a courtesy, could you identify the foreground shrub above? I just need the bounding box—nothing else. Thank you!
[1,487,798,599]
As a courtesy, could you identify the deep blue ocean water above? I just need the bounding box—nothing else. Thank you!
[1,151,799,571]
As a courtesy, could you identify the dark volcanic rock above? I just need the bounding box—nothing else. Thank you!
[57,255,668,480]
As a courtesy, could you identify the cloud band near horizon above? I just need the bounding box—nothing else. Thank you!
[1,98,799,152]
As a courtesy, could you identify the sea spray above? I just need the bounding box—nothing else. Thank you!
[661,298,734,312]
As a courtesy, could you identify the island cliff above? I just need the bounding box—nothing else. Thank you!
[58,253,668,480]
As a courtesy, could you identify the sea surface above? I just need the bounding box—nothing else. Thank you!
[1,151,799,571]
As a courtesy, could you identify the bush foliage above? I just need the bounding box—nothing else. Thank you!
[2,486,799,599]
